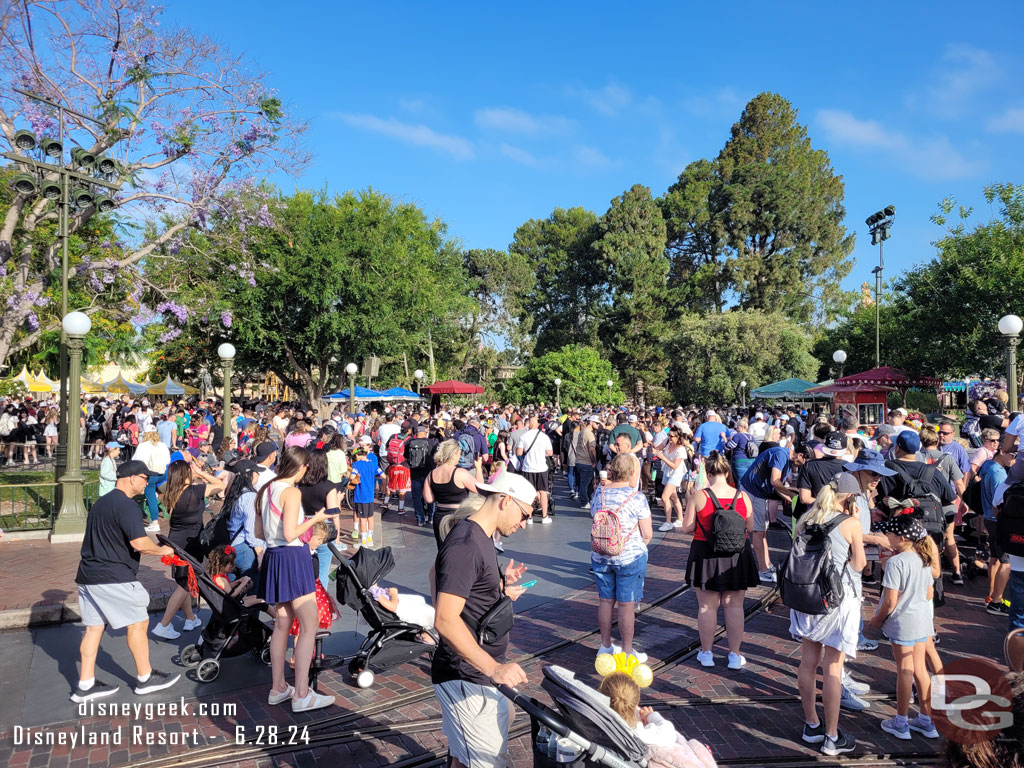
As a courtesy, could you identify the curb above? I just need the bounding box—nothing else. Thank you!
[0,589,175,630]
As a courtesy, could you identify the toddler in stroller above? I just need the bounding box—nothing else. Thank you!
[158,535,273,683]
[328,542,438,688]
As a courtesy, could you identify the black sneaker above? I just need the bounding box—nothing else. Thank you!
[70,679,119,703]
[801,721,825,744]
[987,601,1010,616]
[134,670,181,695]
[951,573,965,586]
[862,573,877,585]
[821,729,856,756]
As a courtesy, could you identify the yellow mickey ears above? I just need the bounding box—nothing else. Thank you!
[595,652,654,688]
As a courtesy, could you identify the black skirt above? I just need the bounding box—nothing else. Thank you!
[167,525,202,590]
[685,538,760,592]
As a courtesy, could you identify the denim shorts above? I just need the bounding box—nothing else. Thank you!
[592,553,647,603]
[891,636,930,647]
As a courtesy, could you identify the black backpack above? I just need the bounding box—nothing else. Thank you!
[889,463,945,537]
[963,475,983,515]
[778,516,847,615]
[406,438,432,471]
[998,483,1024,557]
[696,488,747,555]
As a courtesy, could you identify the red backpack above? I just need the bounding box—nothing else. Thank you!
[386,434,408,465]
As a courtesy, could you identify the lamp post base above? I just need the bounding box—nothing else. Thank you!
[51,472,88,542]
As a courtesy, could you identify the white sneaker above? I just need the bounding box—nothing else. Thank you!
[672,519,683,528]
[541,516,552,525]
[526,517,534,525]
[624,648,648,664]
[728,652,746,670]
[145,522,161,533]
[842,671,870,695]
[151,622,180,640]
[268,685,294,705]
[182,617,202,632]
[597,644,622,656]
[584,502,591,510]
[658,521,675,532]
[696,650,715,667]
[292,691,335,712]
[759,569,777,584]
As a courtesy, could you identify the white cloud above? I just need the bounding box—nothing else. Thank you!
[988,107,1024,134]
[816,109,982,181]
[397,98,435,116]
[474,107,575,136]
[334,113,474,160]
[572,145,613,169]
[922,43,1001,119]
[574,82,632,116]
[499,143,542,167]
[684,87,745,118]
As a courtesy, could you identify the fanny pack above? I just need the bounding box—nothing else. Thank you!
[462,594,514,646]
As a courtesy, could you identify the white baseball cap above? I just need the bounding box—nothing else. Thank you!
[475,472,538,507]
[627,414,638,423]
[754,412,764,420]
[705,410,717,419]
[358,435,373,445]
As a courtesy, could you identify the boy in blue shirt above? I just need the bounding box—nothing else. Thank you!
[980,451,1015,615]
[351,447,383,547]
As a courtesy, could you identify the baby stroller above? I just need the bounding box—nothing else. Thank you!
[328,542,438,688]
[497,665,647,768]
[157,535,274,683]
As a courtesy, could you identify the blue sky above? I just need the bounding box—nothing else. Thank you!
[164,1,1024,295]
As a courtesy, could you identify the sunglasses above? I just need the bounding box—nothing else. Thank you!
[939,430,954,436]
[506,494,533,520]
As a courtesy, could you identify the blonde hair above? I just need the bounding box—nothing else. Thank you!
[704,450,730,478]
[309,520,329,543]
[599,673,640,727]
[795,482,853,534]
[144,429,161,444]
[434,439,462,467]
[439,494,486,541]
[919,427,939,448]
[607,453,638,482]
[737,418,749,431]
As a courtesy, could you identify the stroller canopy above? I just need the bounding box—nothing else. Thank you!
[337,546,396,611]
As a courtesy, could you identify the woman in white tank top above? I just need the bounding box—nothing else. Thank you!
[254,447,335,713]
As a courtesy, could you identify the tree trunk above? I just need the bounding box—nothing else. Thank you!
[427,326,437,383]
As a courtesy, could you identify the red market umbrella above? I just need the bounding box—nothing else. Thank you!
[421,379,485,395]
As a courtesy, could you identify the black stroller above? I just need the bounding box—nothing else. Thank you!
[328,542,438,689]
[158,535,274,683]
[498,665,649,768]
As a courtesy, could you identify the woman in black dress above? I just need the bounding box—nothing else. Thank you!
[296,449,342,584]
[151,455,225,640]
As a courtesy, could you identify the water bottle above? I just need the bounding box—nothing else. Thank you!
[547,732,559,759]
[535,725,550,753]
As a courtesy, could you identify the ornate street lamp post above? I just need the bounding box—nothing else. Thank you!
[833,349,847,380]
[51,311,91,542]
[218,343,236,446]
[346,362,358,416]
[999,315,1022,410]
[606,379,614,405]
[740,380,747,409]
[554,378,561,411]
[414,368,424,395]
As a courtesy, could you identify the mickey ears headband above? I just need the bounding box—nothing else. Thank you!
[595,652,654,688]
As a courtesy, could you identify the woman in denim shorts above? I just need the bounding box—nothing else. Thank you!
[590,453,653,663]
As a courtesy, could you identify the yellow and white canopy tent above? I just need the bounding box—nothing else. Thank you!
[102,371,148,395]
[34,370,60,393]
[80,375,104,393]
[146,376,199,396]
[8,366,52,393]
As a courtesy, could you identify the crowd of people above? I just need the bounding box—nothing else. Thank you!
[50,389,1024,767]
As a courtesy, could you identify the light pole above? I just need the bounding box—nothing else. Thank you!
[346,362,358,416]
[414,368,424,395]
[999,315,1023,410]
[740,380,747,409]
[865,206,895,368]
[5,89,123,490]
[833,349,847,379]
[218,343,236,447]
[606,379,614,405]
[51,312,91,542]
[554,378,561,411]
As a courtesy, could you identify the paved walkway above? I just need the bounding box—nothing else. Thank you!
[0,474,1013,768]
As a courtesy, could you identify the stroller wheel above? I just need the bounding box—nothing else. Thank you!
[356,669,374,689]
[196,659,220,683]
[260,645,272,666]
[181,644,202,667]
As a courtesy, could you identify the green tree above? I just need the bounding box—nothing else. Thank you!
[668,310,818,404]
[817,185,1024,383]
[660,93,854,324]
[510,207,603,353]
[461,247,536,371]
[501,345,623,407]
[594,184,669,405]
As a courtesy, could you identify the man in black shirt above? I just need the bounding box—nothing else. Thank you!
[432,473,537,768]
[877,431,956,505]
[406,424,438,527]
[796,432,850,518]
[72,460,179,703]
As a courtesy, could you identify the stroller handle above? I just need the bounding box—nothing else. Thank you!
[495,685,639,768]
[327,542,347,562]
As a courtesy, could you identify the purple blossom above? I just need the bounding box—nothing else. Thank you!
[0,265,7,277]
[247,276,257,287]
[159,328,182,343]
[221,310,233,329]
[24,312,39,332]
[256,204,273,228]
[156,301,189,324]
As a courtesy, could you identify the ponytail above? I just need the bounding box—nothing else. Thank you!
[705,450,730,478]
[912,537,933,568]
[796,481,853,535]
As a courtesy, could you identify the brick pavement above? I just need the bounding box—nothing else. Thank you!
[0,480,1015,768]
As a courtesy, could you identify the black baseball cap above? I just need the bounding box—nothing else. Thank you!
[254,441,278,460]
[116,460,162,478]
[230,459,267,475]
[820,431,848,457]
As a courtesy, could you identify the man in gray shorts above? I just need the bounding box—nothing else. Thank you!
[71,460,180,703]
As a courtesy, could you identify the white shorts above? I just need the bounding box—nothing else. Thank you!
[434,680,510,768]
[395,593,435,629]
[77,582,150,629]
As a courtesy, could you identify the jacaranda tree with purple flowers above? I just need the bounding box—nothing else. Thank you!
[0,0,307,373]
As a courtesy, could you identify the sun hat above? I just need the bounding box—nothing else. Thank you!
[844,448,897,477]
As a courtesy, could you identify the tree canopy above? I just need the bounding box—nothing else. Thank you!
[501,345,623,407]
